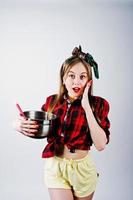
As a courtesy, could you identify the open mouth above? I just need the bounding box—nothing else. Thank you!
[72,87,80,93]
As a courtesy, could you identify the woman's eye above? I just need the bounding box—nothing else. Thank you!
[69,74,75,79]
[80,75,86,80]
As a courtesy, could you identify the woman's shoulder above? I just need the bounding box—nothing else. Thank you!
[41,94,58,111]
[46,94,58,101]
[92,95,109,103]
[91,95,110,111]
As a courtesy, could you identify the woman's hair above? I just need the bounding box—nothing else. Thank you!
[47,47,94,113]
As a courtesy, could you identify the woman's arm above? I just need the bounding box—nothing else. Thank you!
[82,81,107,151]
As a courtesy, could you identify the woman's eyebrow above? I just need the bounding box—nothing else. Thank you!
[68,71,87,74]
[68,71,75,74]
[80,72,87,74]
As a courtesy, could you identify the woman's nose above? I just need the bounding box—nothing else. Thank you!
[73,77,80,85]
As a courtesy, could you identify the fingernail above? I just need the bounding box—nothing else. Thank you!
[89,80,93,84]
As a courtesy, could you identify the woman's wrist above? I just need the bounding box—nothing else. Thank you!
[83,103,92,113]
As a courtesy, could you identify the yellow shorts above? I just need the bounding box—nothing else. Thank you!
[44,154,98,198]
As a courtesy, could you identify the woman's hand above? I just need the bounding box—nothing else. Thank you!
[81,80,92,110]
[81,80,107,150]
[13,116,39,137]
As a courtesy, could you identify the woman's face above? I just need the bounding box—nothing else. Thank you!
[63,62,89,99]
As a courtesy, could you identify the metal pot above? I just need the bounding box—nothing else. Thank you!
[23,111,57,139]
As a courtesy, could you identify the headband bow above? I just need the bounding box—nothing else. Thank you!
[72,45,99,79]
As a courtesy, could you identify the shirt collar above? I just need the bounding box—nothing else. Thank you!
[63,94,82,105]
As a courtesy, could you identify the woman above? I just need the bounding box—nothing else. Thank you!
[14,46,110,200]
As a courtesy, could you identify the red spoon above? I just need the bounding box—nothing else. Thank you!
[16,103,27,120]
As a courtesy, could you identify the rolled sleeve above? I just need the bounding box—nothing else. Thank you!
[93,96,110,144]
[98,99,110,144]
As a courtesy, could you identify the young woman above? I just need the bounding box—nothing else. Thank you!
[14,46,110,200]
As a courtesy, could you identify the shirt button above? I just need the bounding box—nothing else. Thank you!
[70,148,75,153]
[61,132,64,137]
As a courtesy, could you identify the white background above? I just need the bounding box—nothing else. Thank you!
[0,0,133,199]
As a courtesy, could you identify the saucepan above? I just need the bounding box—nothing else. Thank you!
[23,110,57,139]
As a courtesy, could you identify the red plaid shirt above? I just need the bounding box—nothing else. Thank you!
[41,94,110,158]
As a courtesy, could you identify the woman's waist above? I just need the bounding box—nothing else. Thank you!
[59,145,89,160]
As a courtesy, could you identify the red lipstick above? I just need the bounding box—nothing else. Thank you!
[73,87,80,93]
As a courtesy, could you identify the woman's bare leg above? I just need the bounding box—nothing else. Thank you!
[48,188,74,200]
[74,192,94,200]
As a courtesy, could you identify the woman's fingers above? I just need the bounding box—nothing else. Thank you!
[21,130,37,137]
[20,122,39,135]
[88,79,93,87]
[84,80,93,94]
[86,80,93,89]
[20,122,39,129]
[20,126,38,137]
[19,117,37,124]
[16,117,39,136]
[81,80,93,109]
[83,80,92,96]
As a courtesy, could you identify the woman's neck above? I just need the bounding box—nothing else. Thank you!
[68,96,77,102]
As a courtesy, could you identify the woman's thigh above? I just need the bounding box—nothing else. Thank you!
[74,192,94,200]
[48,188,74,200]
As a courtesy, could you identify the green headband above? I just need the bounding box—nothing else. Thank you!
[72,45,99,79]
[85,53,99,79]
